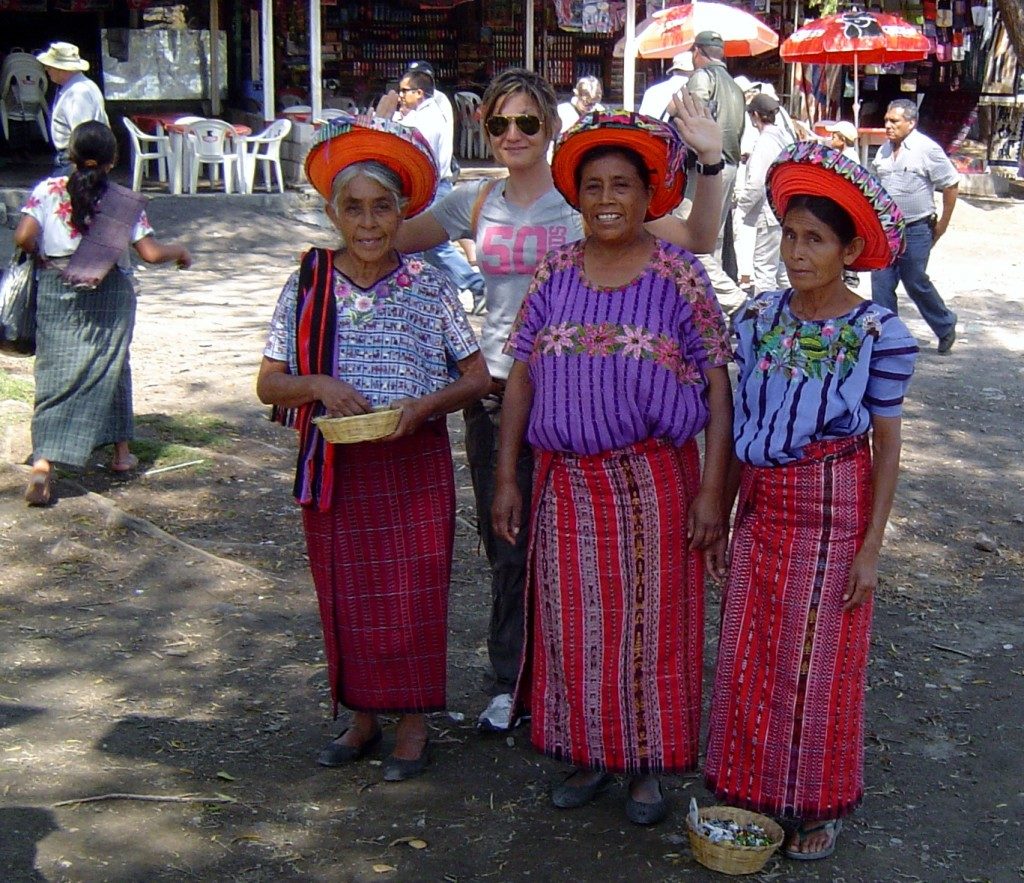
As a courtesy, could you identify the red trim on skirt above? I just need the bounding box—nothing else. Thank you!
[302,421,454,717]
[705,433,873,819]
[516,437,705,775]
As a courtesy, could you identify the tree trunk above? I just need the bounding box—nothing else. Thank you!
[995,0,1024,65]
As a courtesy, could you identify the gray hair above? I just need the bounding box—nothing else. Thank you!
[330,161,410,215]
[887,98,918,122]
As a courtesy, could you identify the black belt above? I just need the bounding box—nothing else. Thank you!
[906,215,935,227]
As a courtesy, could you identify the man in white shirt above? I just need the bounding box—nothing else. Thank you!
[870,99,959,354]
[378,67,484,306]
[638,51,692,120]
[36,42,109,174]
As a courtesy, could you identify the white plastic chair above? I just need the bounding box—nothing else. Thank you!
[183,119,241,193]
[122,117,171,190]
[314,108,349,124]
[454,91,486,160]
[237,118,290,194]
[324,95,359,113]
[1,61,49,142]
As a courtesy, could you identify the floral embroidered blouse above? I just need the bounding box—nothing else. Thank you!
[264,253,479,407]
[732,289,918,467]
[21,176,153,258]
[506,239,732,455]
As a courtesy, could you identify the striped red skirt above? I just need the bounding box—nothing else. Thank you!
[517,437,704,775]
[705,435,873,820]
[301,420,454,717]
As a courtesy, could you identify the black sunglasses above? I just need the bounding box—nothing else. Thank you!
[485,114,542,137]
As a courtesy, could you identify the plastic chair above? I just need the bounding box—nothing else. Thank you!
[122,117,171,190]
[324,95,359,113]
[237,118,291,194]
[314,108,349,123]
[183,119,241,193]
[454,91,486,160]
[1,61,49,142]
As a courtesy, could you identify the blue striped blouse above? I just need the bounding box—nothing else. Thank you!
[732,290,918,467]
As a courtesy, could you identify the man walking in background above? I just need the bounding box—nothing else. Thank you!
[683,31,747,312]
[871,98,959,354]
[36,42,108,174]
[378,67,485,309]
[639,51,692,120]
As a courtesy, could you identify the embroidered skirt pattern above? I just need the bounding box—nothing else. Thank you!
[302,421,454,716]
[705,435,873,820]
[520,437,704,774]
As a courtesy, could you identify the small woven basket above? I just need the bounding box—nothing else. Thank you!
[313,407,400,444]
[686,806,784,876]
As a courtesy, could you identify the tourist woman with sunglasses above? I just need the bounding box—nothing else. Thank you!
[393,68,726,734]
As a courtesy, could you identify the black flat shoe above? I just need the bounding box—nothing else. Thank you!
[550,772,613,809]
[316,727,382,767]
[624,781,668,826]
[382,738,430,782]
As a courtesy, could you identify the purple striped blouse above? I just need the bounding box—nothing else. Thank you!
[733,289,919,467]
[506,240,732,455]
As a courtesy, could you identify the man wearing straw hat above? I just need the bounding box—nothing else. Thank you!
[36,42,109,175]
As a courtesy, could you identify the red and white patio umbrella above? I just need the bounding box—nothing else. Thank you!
[616,1,779,59]
[781,8,930,128]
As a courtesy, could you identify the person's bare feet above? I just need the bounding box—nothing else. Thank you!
[392,713,428,761]
[333,711,379,749]
[24,460,54,506]
[784,819,842,860]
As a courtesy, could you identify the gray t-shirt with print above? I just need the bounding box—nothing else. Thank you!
[431,178,584,379]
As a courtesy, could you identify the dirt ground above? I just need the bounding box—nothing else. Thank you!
[1,186,1022,883]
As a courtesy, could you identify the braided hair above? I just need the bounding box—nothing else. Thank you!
[66,121,117,235]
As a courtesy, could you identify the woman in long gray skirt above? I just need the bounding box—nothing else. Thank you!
[14,121,191,505]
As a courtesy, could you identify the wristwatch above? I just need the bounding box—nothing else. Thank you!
[695,157,725,176]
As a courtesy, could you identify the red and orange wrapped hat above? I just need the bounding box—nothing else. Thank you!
[304,112,438,217]
[767,141,905,271]
[551,109,688,221]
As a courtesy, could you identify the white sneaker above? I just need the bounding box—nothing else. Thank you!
[477,693,522,732]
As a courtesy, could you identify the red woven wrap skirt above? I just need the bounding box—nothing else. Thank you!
[302,421,454,717]
[517,437,704,775]
[705,435,873,820]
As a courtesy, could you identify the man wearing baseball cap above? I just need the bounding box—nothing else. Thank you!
[682,30,747,311]
[36,42,109,174]
[638,50,693,121]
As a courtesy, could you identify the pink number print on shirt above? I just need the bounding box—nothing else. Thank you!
[481,225,569,275]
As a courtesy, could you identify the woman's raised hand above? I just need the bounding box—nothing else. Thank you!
[317,377,372,417]
[668,91,723,163]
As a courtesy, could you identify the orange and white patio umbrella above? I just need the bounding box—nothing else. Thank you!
[627,1,779,59]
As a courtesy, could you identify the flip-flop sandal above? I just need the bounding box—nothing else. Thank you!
[784,818,842,861]
[110,453,139,474]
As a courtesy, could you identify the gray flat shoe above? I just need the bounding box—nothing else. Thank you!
[550,772,613,809]
[624,781,668,826]
[316,727,382,767]
[382,739,429,782]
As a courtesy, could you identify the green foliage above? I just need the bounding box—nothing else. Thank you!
[809,0,842,14]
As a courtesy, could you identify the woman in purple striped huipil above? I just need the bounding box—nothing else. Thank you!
[491,112,733,826]
[705,143,919,861]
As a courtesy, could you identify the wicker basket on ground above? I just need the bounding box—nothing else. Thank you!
[686,805,784,876]
[313,407,400,444]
